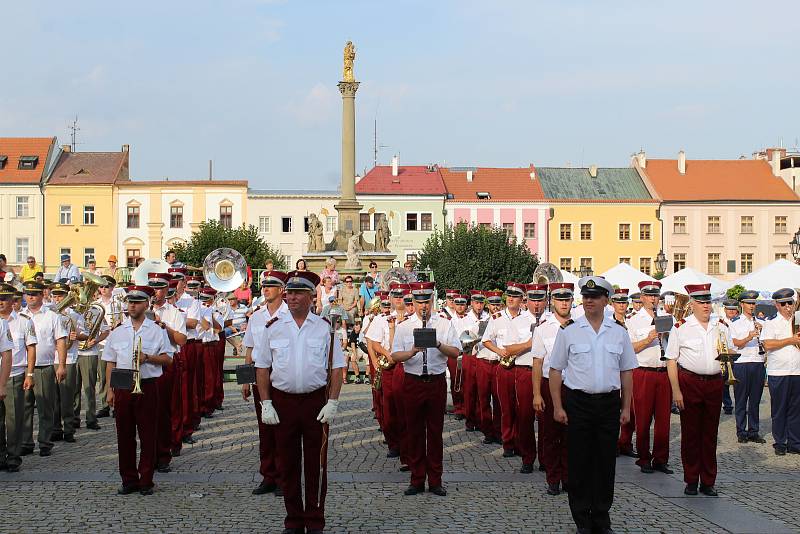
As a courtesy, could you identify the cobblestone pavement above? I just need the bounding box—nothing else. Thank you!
[2,380,798,534]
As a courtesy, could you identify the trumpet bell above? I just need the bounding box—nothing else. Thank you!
[133,259,169,286]
[203,248,247,292]
[459,330,481,353]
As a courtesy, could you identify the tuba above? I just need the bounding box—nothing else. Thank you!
[132,259,169,286]
[532,262,563,286]
[203,248,247,292]
[78,271,108,351]
[381,267,411,291]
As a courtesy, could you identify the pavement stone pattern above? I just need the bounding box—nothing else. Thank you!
[2,379,799,533]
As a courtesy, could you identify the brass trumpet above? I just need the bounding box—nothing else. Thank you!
[131,337,143,395]
[715,323,739,386]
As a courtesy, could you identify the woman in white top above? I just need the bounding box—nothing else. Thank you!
[316,276,338,314]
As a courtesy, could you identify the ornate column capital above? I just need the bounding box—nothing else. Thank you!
[338,81,360,97]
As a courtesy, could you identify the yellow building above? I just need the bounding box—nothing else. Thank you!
[538,167,662,276]
[43,145,130,272]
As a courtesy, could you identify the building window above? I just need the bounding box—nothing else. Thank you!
[258,216,271,233]
[740,253,753,274]
[708,253,720,275]
[126,249,140,268]
[673,253,686,272]
[580,223,592,240]
[406,213,418,231]
[421,213,432,231]
[673,216,686,234]
[502,223,514,237]
[127,206,140,228]
[580,257,592,272]
[18,156,38,170]
[639,223,652,240]
[775,216,787,234]
[303,216,310,233]
[618,224,630,240]
[360,213,370,231]
[619,257,631,265]
[707,216,720,234]
[170,206,183,228]
[740,216,754,234]
[220,205,232,229]
[523,222,535,239]
[560,258,572,272]
[325,216,337,233]
[478,222,491,228]
[281,217,292,233]
[16,196,29,218]
[775,252,788,261]
[560,224,572,240]
[60,205,72,225]
[83,205,95,225]
[281,255,292,268]
[639,257,651,275]
[84,248,95,267]
[15,238,29,264]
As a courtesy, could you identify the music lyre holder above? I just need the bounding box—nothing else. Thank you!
[413,328,437,348]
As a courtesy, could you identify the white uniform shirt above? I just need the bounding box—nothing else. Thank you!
[63,308,87,365]
[462,309,489,354]
[78,320,109,357]
[531,314,563,376]
[243,301,288,349]
[0,315,23,376]
[196,304,215,343]
[176,293,201,340]
[729,315,765,364]
[365,312,393,351]
[665,315,733,376]
[760,314,800,376]
[101,317,172,379]
[481,308,535,365]
[549,315,638,393]
[253,312,345,394]
[24,306,68,366]
[627,308,667,368]
[152,301,187,354]
[391,313,458,376]
[358,314,375,346]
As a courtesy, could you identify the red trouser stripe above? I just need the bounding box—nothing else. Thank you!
[156,363,175,466]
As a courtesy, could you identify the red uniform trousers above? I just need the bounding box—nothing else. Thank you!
[214,335,225,409]
[192,343,206,427]
[632,368,672,467]
[201,342,217,415]
[447,357,464,415]
[496,364,517,451]
[539,378,568,486]
[155,361,176,467]
[381,365,403,453]
[395,363,409,465]
[170,351,184,452]
[114,379,158,489]
[462,353,480,429]
[617,395,636,453]
[403,372,447,488]
[182,340,200,437]
[271,386,328,531]
[514,365,537,466]
[476,358,501,440]
[253,384,280,485]
[678,369,723,487]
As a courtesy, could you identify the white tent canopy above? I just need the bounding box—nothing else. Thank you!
[559,269,579,285]
[600,262,655,289]
[734,259,800,297]
[659,267,732,298]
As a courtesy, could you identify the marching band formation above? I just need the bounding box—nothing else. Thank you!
[0,252,799,534]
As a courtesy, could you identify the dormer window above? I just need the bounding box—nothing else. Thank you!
[18,156,39,170]
[0,155,7,169]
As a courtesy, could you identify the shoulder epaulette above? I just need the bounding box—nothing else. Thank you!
[560,319,574,330]
[718,318,729,327]
[265,316,279,329]
[404,312,413,318]
[675,319,686,328]
[321,316,331,325]
[438,312,450,320]
[614,318,627,330]
[492,312,502,319]
[441,308,452,319]
[382,311,391,317]
[19,312,30,320]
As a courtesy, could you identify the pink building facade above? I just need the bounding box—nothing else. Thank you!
[448,202,549,259]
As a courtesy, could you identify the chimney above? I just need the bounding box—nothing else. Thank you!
[391,155,399,177]
[121,144,129,153]
[770,149,780,177]
[589,165,598,178]
[61,144,71,153]
[529,164,536,180]
[466,170,473,182]
[677,150,686,175]
[636,150,646,169]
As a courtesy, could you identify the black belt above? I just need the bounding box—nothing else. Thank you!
[567,387,619,399]
[187,339,202,344]
[679,367,722,381]
[34,365,51,369]
[478,359,498,364]
[406,372,445,382]
[639,366,668,373]
[515,364,533,370]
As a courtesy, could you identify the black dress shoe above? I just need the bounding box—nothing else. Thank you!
[502,449,515,458]
[520,463,533,474]
[156,464,171,473]
[465,426,478,432]
[386,449,400,458]
[216,405,225,411]
[699,485,718,497]
[139,486,154,496]
[86,422,101,430]
[117,485,139,495]
[546,483,560,496]
[618,448,639,458]
[39,448,52,457]
[723,408,733,415]
[51,432,63,442]
[671,405,680,415]
[252,482,277,495]
[538,464,546,472]
[598,528,616,534]
[749,435,766,444]
[652,463,674,474]
[171,448,181,457]
[561,482,568,492]
[64,434,76,443]
[399,465,410,472]
[97,408,110,418]
[20,447,34,456]
[775,446,787,456]
[453,414,465,421]
[75,421,82,429]
[182,435,196,445]
[428,485,447,496]
[202,412,214,419]
[403,484,424,495]
[482,436,495,444]
[737,436,749,443]
[6,465,20,473]
[684,484,698,496]
[275,485,284,497]
[640,464,654,474]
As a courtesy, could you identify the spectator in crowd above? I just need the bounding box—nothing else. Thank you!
[259,259,274,285]
[86,258,99,274]
[225,294,249,356]
[0,254,14,277]
[295,258,308,271]
[403,259,418,283]
[105,255,123,283]
[316,276,338,315]
[165,249,185,268]
[358,275,377,315]
[54,254,81,283]
[234,279,253,307]
[339,275,359,325]
[366,262,382,288]
[346,319,366,383]
[20,256,42,282]
[320,257,339,285]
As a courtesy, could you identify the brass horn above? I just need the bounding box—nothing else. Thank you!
[203,248,248,293]
[532,262,563,285]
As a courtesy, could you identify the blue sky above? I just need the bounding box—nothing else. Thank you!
[2,0,798,189]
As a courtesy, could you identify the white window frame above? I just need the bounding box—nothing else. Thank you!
[259,216,271,233]
[559,257,572,271]
[325,215,337,233]
[83,205,95,225]
[60,247,71,258]
[404,211,433,232]
[170,205,184,229]
[15,196,29,218]
[15,237,29,264]
[84,247,95,267]
[60,205,72,225]
[673,215,687,234]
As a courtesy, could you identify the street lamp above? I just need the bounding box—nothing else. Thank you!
[655,249,668,275]
[790,227,800,261]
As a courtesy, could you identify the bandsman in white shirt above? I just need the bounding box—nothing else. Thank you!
[760,288,800,455]
[459,290,488,433]
[242,270,288,497]
[391,281,460,497]
[475,291,503,445]
[49,282,88,444]
[254,270,345,534]
[665,283,732,496]
[611,287,638,458]
[74,278,111,432]
[0,283,26,471]
[729,290,768,445]
[532,282,574,495]
[96,275,123,418]
[448,293,470,420]
[549,276,637,533]
[211,291,233,412]
[197,286,221,419]
[102,285,172,495]
[21,281,68,456]
[176,274,203,443]
[165,278,188,457]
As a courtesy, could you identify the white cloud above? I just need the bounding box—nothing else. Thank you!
[284,82,337,125]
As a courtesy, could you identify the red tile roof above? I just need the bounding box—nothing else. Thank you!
[643,159,799,201]
[0,137,56,184]
[440,166,546,201]
[47,150,130,185]
[355,165,447,195]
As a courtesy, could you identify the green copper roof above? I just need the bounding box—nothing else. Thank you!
[536,167,652,200]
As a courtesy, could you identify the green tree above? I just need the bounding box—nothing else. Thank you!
[726,284,745,301]
[172,220,286,274]
[416,223,539,297]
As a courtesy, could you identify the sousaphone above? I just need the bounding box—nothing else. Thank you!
[532,262,563,285]
[132,259,169,286]
[203,248,247,292]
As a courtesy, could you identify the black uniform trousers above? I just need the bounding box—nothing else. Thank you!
[565,387,620,531]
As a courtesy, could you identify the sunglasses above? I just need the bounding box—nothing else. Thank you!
[345,279,353,283]
[778,301,794,307]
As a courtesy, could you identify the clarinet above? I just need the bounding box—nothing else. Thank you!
[421,309,429,376]
[654,315,667,361]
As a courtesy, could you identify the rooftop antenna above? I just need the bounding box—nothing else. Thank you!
[68,116,80,152]
[373,98,389,168]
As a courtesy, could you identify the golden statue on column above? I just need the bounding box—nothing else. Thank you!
[343,41,356,82]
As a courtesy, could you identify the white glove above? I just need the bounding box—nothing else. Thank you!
[316,399,340,424]
[260,400,280,425]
